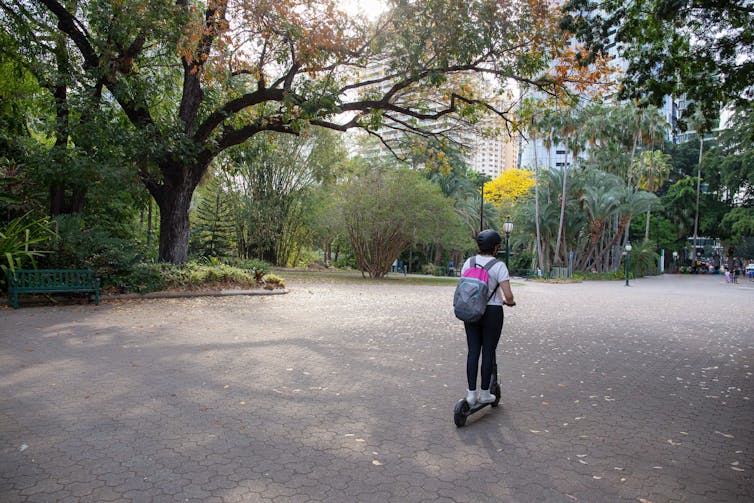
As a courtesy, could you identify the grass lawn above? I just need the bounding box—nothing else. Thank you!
[272,268,525,287]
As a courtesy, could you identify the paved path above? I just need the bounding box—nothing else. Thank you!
[1,275,752,502]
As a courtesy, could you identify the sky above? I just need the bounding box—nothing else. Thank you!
[342,0,388,20]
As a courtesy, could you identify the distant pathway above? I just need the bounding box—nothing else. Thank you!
[0,274,751,502]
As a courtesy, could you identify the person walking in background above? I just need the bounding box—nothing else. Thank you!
[733,256,743,284]
[727,247,736,284]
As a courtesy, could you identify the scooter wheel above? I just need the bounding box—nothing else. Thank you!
[491,383,502,407]
[453,399,469,427]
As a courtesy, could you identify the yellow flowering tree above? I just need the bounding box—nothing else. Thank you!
[484,168,535,206]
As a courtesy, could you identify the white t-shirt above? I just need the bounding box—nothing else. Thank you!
[461,255,510,306]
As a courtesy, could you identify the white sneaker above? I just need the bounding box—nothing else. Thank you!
[479,389,496,404]
[465,389,477,405]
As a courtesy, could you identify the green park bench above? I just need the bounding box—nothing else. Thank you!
[7,269,100,309]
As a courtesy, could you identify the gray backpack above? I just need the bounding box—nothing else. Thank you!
[453,257,499,322]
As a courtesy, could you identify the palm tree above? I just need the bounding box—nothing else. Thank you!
[517,189,561,272]
[427,167,480,264]
[541,167,579,268]
[531,123,544,273]
[663,178,697,241]
[605,188,660,270]
[553,106,585,266]
[687,107,713,261]
[578,170,623,271]
[602,103,668,247]
[636,150,671,240]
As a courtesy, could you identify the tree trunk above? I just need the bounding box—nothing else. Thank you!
[533,128,544,274]
[644,208,651,241]
[153,181,196,264]
[49,185,87,216]
[50,185,65,216]
[147,198,153,248]
[692,136,704,260]
[434,242,443,266]
[623,130,639,245]
[554,151,568,265]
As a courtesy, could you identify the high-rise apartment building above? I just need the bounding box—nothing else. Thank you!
[352,62,519,176]
[467,122,519,178]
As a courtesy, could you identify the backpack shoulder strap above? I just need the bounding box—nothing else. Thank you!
[469,256,476,268]
[484,259,500,300]
[482,258,498,271]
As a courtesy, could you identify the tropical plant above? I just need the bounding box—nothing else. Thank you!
[626,239,660,277]
[636,149,671,239]
[578,171,623,272]
[0,212,53,290]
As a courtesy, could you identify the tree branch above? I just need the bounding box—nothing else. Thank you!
[38,0,155,129]
[38,0,98,68]
[193,88,285,144]
[179,0,228,133]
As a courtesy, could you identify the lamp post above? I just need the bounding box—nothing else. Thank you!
[503,216,513,266]
[625,242,633,286]
[479,178,486,233]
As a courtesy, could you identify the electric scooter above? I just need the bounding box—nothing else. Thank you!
[453,301,513,427]
[453,355,501,427]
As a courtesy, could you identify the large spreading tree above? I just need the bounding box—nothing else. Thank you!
[561,0,753,113]
[2,0,604,263]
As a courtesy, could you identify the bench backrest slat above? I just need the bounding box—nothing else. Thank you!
[11,269,94,289]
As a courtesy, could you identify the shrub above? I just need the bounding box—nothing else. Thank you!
[124,263,167,293]
[572,270,627,281]
[262,273,285,289]
[44,216,147,289]
[421,264,439,276]
[627,240,659,277]
[0,212,54,291]
[224,257,272,274]
[155,262,271,291]
[332,257,357,269]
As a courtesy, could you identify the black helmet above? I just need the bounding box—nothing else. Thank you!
[476,229,502,252]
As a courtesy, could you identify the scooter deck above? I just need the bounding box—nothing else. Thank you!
[454,358,501,427]
[453,382,501,427]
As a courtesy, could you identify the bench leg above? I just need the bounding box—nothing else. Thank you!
[94,288,100,306]
[10,291,19,309]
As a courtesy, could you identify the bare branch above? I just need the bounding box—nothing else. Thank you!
[365,130,409,162]
[309,117,361,132]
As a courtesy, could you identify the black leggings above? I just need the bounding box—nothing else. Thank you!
[464,305,504,390]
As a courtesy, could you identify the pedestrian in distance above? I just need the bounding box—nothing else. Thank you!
[726,247,735,283]
[461,229,515,406]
